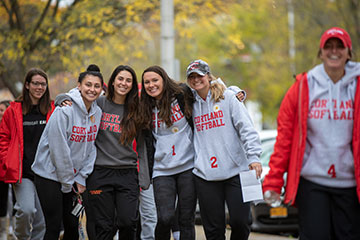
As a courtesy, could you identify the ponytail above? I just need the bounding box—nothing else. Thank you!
[209,74,225,102]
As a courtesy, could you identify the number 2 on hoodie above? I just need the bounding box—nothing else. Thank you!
[210,156,218,168]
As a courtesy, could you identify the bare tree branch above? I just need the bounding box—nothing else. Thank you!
[59,0,81,26]
[1,0,14,29]
[29,0,51,41]
[11,0,24,31]
[53,0,60,18]
[1,0,10,14]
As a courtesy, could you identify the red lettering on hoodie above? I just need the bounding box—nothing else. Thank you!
[195,110,226,132]
[308,98,353,120]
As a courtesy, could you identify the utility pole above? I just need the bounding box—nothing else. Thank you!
[161,0,177,79]
[287,0,296,74]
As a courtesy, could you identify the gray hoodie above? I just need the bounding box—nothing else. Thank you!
[151,82,246,178]
[301,61,360,187]
[191,88,261,181]
[55,93,150,190]
[152,98,195,178]
[32,88,102,193]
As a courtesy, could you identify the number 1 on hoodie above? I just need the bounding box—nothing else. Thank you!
[172,145,176,156]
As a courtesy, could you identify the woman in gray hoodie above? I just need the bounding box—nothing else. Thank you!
[55,65,150,240]
[186,59,262,240]
[263,27,360,239]
[32,66,103,240]
[139,65,197,240]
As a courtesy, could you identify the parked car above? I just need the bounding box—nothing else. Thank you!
[250,130,298,235]
[195,130,298,235]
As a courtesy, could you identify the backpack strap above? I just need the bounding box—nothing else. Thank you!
[176,83,194,131]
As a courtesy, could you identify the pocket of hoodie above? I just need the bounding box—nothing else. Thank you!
[193,146,225,180]
[43,156,56,174]
[225,140,246,168]
[302,146,354,178]
[337,146,355,176]
[154,129,192,169]
[301,146,326,176]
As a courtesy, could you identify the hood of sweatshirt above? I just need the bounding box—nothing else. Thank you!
[308,61,360,119]
[66,87,99,117]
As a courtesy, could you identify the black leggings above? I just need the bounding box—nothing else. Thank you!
[296,177,360,240]
[153,169,197,240]
[34,175,79,240]
[0,182,9,217]
[194,175,251,240]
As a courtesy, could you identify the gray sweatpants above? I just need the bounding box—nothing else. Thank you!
[13,178,45,240]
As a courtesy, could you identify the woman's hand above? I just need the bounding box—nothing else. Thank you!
[236,91,245,102]
[76,182,86,194]
[61,100,72,107]
[264,190,281,207]
[249,162,262,179]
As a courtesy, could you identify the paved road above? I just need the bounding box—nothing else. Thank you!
[194,225,296,240]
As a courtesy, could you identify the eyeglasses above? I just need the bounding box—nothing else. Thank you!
[30,81,47,87]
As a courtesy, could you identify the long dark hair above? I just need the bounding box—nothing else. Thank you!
[107,65,139,144]
[17,68,51,115]
[139,65,192,129]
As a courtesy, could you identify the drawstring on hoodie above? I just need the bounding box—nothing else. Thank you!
[194,90,213,118]
[327,81,342,120]
[154,106,159,134]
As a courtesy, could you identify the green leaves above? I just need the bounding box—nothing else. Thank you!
[1,0,359,126]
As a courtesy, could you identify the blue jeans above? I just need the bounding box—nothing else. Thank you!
[153,169,196,240]
[139,183,157,240]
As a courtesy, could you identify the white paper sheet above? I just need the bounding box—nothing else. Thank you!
[239,170,264,203]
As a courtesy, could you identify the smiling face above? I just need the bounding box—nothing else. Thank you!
[78,74,102,110]
[25,74,47,104]
[113,70,133,103]
[143,71,164,100]
[187,72,210,98]
[320,38,350,72]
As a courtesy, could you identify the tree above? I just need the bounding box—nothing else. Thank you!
[79,0,242,84]
[0,0,130,97]
[2,0,359,126]
[0,0,239,97]
[173,0,360,126]
[174,0,291,125]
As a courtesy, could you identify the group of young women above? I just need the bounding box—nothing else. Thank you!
[0,57,261,240]
[2,25,358,240]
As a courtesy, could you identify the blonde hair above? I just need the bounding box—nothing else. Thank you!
[209,74,225,102]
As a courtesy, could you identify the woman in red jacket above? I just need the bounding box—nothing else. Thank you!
[263,27,360,239]
[0,100,10,239]
[0,68,54,240]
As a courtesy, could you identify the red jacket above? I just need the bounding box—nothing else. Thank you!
[262,73,360,205]
[0,101,55,183]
